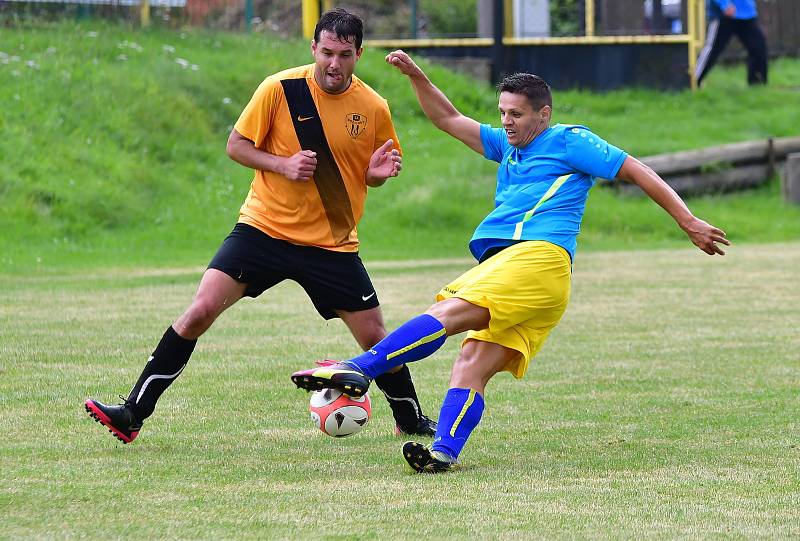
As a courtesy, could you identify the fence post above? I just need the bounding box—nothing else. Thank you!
[302,0,319,40]
[783,153,800,205]
[140,0,150,27]
[245,0,253,31]
[585,0,595,37]
[409,0,417,39]
[490,0,505,84]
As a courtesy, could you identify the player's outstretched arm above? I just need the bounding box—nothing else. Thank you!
[616,156,730,255]
[385,50,483,154]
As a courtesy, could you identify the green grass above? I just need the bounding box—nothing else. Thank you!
[2,244,799,538]
[1,22,800,272]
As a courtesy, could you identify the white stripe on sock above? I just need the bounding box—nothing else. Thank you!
[381,391,420,419]
[135,357,186,404]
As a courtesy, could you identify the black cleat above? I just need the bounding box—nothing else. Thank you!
[402,441,460,473]
[291,362,372,398]
[84,397,142,444]
[395,414,437,437]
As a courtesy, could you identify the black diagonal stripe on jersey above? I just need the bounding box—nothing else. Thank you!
[280,78,356,245]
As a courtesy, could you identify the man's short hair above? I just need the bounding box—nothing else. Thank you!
[314,8,364,50]
[497,73,552,110]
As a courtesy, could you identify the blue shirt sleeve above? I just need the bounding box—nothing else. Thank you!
[564,126,628,180]
[480,124,507,163]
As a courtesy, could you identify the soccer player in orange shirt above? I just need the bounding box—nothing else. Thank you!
[84,9,436,443]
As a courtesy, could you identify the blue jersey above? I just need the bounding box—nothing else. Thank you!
[470,123,628,262]
[708,0,757,20]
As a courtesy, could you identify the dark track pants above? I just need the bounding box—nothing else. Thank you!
[696,16,768,86]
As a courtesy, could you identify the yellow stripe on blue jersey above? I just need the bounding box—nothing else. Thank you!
[512,174,573,240]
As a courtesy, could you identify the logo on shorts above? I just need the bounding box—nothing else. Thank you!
[346,113,367,139]
[361,292,376,301]
[443,287,458,295]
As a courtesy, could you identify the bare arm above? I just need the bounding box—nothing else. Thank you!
[616,156,730,255]
[226,129,317,181]
[385,50,483,155]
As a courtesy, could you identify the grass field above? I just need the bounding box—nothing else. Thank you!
[2,243,798,538]
[2,20,799,539]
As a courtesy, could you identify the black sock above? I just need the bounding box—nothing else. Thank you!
[374,365,425,429]
[126,326,197,421]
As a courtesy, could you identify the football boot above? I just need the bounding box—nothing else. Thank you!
[402,441,460,473]
[291,362,371,398]
[395,414,437,437]
[84,396,142,444]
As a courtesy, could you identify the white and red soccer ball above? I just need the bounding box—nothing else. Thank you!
[309,388,371,437]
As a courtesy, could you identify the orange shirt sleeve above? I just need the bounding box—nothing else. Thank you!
[234,77,283,147]
[373,100,402,156]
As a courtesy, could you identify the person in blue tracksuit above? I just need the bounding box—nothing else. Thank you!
[696,0,768,86]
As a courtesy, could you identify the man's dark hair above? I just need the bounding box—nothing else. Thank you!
[314,8,364,50]
[497,73,552,110]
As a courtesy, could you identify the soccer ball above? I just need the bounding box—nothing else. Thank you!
[309,388,371,437]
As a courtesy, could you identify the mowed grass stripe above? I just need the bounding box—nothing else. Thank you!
[1,244,798,539]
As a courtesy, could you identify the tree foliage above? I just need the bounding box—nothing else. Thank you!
[549,0,582,37]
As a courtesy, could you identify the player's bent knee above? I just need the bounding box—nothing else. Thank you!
[192,300,220,325]
[450,351,493,390]
[426,298,489,336]
[450,340,514,391]
[176,300,222,337]
[362,328,387,350]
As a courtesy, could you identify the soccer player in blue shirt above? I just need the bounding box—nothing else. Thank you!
[292,50,729,473]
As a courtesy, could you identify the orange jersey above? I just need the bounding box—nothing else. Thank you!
[234,64,401,252]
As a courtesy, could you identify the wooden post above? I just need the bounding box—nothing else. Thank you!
[783,153,800,205]
[140,0,150,28]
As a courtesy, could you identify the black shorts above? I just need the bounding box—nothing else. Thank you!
[207,223,379,320]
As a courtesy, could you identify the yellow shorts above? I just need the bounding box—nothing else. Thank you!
[436,241,571,378]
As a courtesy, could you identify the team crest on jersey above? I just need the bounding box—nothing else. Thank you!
[346,113,367,139]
